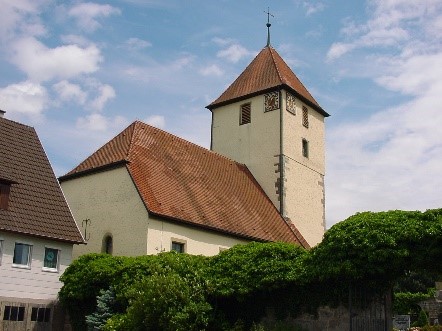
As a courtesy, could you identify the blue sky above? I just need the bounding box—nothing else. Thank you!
[1,0,441,228]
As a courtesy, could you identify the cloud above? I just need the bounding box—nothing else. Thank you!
[0,0,46,41]
[124,37,152,51]
[145,115,166,129]
[199,64,224,77]
[325,0,442,226]
[303,1,326,16]
[68,2,121,32]
[0,81,47,118]
[53,80,87,105]
[217,44,253,63]
[10,37,102,82]
[88,84,116,111]
[76,113,126,132]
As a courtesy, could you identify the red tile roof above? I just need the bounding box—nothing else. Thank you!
[207,46,329,117]
[0,118,84,244]
[60,121,308,247]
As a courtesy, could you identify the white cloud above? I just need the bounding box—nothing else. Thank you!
[88,84,116,111]
[199,64,224,77]
[145,115,166,129]
[217,44,253,63]
[303,1,325,16]
[0,81,47,118]
[124,37,152,51]
[53,80,87,105]
[76,113,126,132]
[0,0,47,41]
[68,2,121,32]
[10,37,102,82]
[325,0,442,226]
[60,34,92,47]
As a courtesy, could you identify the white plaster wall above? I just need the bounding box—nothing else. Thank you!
[282,90,326,246]
[211,90,326,247]
[0,232,73,300]
[61,166,150,259]
[61,166,250,259]
[146,216,249,256]
[211,95,281,209]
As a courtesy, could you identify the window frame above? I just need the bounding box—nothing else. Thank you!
[302,138,309,158]
[302,106,309,128]
[240,103,251,125]
[171,241,185,253]
[12,242,32,269]
[31,307,51,323]
[3,305,25,321]
[42,247,60,272]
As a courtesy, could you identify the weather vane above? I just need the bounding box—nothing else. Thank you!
[264,7,274,46]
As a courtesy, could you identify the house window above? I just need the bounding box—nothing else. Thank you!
[31,307,51,323]
[0,182,11,210]
[43,247,59,270]
[302,106,309,128]
[302,139,309,158]
[13,243,32,267]
[102,235,113,255]
[240,103,251,125]
[3,306,25,321]
[171,241,185,253]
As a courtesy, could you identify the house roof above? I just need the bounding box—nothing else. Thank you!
[0,118,84,244]
[60,121,309,247]
[207,46,329,117]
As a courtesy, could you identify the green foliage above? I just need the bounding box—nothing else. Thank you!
[393,291,432,315]
[120,273,211,331]
[413,310,429,327]
[206,242,307,297]
[59,209,442,331]
[308,209,442,287]
[86,287,117,330]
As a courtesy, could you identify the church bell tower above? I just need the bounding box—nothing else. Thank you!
[206,19,329,246]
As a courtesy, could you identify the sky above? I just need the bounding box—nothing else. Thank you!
[1,0,441,228]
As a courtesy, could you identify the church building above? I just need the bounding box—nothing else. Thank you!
[59,27,329,258]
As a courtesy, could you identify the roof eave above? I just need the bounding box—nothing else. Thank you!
[0,227,86,245]
[206,84,330,117]
[59,160,129,182]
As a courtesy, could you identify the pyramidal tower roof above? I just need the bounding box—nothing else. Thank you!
[207,46,329,117]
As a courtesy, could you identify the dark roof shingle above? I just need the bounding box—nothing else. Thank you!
[60,121,307,246]
[0,118,84,244]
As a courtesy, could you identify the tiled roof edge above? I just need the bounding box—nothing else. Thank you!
[59,160,129,182]
[206,84,329,117]
[0,227,85,244]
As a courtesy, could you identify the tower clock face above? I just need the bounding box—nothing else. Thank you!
[264,91,280,111]
[286,92,296,114]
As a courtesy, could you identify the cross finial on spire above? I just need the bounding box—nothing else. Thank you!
[264,7,274,47]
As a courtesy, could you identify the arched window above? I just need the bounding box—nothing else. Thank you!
[102,235,113,255]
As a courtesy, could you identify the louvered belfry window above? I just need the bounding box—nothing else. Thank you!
[240,103,251,125]
[302,106,309,128]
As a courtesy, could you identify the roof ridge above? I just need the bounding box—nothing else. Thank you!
[268,46,285,85]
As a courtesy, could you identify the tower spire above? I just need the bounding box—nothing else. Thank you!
[264,7,274,47]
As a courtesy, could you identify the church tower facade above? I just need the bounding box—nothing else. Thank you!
[207,46,329,246]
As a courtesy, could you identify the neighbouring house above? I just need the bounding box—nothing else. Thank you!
[0,113,84,331]
[59,40,329,259]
